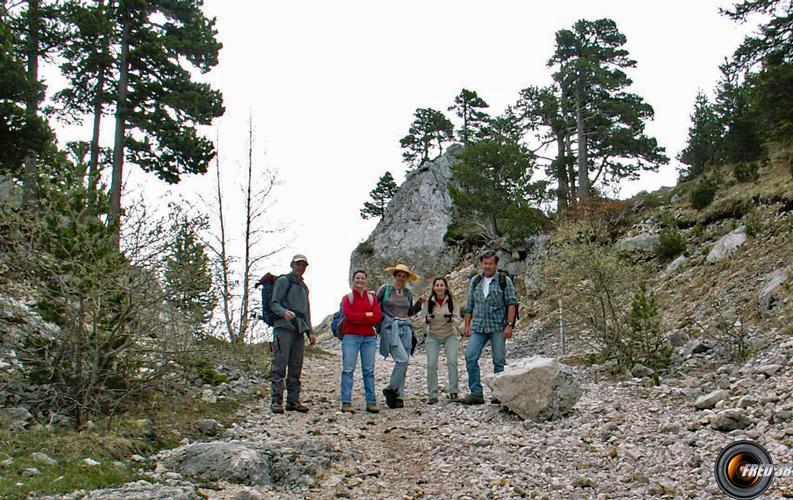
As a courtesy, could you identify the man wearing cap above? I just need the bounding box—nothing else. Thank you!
[269,254,316,414]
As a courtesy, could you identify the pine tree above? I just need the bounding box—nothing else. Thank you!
[714,64,764,164]
[448,89,490,145]
[108,0,225,240]
[678,91,724,180]
[512,84,576,211]
[360,171,398,220]
[548,19,667,205]
[0,1,59,191]
[399,108,454,167]
[164,208,216,336]
[449,140,546,241]
[53,0,115,204]
[723,0,792,70]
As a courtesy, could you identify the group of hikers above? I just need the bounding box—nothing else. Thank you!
[267,250,517,414]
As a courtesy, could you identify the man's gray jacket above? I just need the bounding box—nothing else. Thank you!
[269,271,313,335]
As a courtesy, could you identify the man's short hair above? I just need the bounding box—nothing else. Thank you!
[479,250,499,263]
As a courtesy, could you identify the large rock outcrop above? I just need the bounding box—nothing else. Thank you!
[484,356,581,421]
[350,145,462,292]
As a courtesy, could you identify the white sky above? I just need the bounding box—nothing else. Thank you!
[54,0,758,322]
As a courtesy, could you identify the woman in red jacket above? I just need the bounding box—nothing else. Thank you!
[340,270,382,413]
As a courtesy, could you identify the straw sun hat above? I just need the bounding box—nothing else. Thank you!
[384,263,419,282]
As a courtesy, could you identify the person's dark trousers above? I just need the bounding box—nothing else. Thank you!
[271,327,305,404]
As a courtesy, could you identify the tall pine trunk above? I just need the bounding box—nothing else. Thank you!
[575,78,589,206]
[109,9,130,242]
[554,133,569,212]
[22,0,40,204]
[87,0,107,205]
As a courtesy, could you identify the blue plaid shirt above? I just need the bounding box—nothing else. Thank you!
[466,272,517,335]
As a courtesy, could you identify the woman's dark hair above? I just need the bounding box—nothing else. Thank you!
[351,269,367,279]
[428,277,453,315]
[479,249,499,263]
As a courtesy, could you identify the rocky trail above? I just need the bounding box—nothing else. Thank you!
[57,329,793,499]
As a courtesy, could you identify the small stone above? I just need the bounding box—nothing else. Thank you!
[23,467,40,477]
[131,454,146,463]
[695,390,728,410]
[83,458,101,467]
[31,452,58,466]
[756,364,782,377]
[711,409,751,432]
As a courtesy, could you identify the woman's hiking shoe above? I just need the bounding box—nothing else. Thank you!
[427,397,438,405]
[365,403,380,413]
[285,401,309,413]
[458,394,485,405]
[382,388,398,408]
[271,402,284,414]
[341,403,354,413]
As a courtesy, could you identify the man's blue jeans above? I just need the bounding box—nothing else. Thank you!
[464,330,506,396]
[340,334,377,404]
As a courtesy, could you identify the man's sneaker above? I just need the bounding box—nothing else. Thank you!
[491,397,501,405]
[341,403,354,413]
[426,397,438,405]
[271,402,284,414]
[365,403,380,413]
[382,388,398,409]
[449,393,458,401]
[396,399,404,408]
[285,401,309,413]
[458,394,485,405]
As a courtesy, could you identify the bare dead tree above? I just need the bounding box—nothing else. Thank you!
[206,118,288,344]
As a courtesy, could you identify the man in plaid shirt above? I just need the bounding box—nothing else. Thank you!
[458,250,517,405]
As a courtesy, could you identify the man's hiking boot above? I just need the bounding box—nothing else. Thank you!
[491,397,501,405]
[396,399,404,408]
[341,403,354,413]
[458,394,485,405]
[382,388,398,409]
[427,397,438,405]
[449,393,458,401]
[365,403,380,413]
[285,401,309,413]
[271,402,284,414]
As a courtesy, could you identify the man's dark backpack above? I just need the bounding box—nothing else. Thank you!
[254,273,294,327]
[471,270,520,323]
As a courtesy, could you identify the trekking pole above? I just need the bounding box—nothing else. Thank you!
[559,298,565,357]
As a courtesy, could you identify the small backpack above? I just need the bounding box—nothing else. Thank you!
[254,273,294,327]
[331,291,375,339]
[471,270,520,322]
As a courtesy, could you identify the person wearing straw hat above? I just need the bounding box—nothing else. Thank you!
[377,263,425,409]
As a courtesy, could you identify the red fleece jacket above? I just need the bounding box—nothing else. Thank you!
[341,289,382,336]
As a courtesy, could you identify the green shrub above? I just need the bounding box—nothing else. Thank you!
[355,240,374,256]
[733,161,760,183]
[625,283,673,370]
[658,229,687,260]
[744,212,764,237]
[689,178,718,209]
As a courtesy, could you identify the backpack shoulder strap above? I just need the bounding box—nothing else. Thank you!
[472,274,483,289]
[346,292,354,305]
[381,283,394,307]
[366,291,374,307]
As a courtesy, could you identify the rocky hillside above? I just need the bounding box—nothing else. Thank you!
[349,145,463,293]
